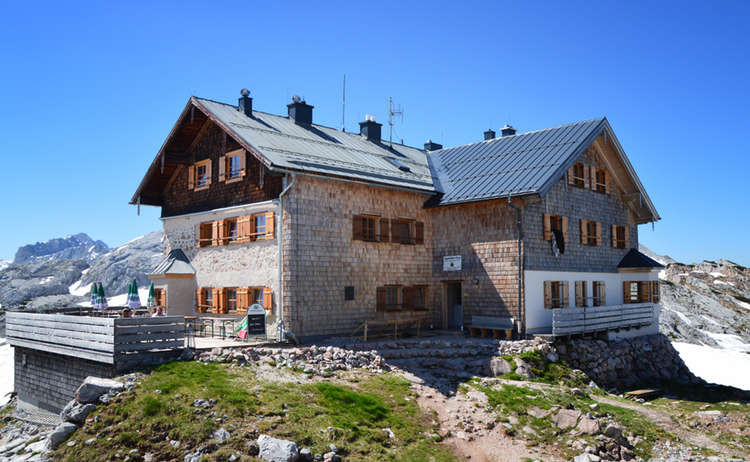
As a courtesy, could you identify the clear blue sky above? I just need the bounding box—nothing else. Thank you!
[1,1,748,265]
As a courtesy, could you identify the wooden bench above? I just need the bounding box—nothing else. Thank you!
[468,316,515,339]
[351,313,430,341]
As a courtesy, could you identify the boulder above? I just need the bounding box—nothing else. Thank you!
[60,400,97,425]
[47,422,78,449]
[575,415,600,435]
[487,357,513,376]
[258,434,300,462]
[75,377,125,404]
[213,427,231,443]
[553,409,581,430]
[573,454,600,462]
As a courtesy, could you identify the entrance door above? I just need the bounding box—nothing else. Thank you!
[446,282,462,329]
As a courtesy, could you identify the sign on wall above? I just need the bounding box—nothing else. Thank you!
[443,255,462,271]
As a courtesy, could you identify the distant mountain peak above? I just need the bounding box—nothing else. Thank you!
[13,233,109,264]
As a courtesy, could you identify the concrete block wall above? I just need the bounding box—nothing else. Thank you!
[14,347,114,413]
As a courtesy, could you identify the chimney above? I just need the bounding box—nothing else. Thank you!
[287,95,313,125]
[484,129,496,140]
[238,88,252,116]
[359,115,382,143]
[501,124,516,137]
[424,139,443,151]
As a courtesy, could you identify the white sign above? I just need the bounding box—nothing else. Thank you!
[443,255,462,271]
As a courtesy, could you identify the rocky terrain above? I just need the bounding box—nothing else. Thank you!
[0,231,163,309]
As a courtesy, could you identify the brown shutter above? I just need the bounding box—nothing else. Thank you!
[580,219,588,244]
[188,165,195,190]
[218,156,226,182]
[623,282,630,304]
[543,214,552,241]
[561,281,569,307]
[265,212,275,240]
[567,166,575,185]
[218,288,227,314]
[211,288,220,313]
[575,281,582,307]
[584,165,591,189]
[211,221,220,246]
[205,160,212,186]
[237,288,247,312]
[611,225,617,248]
[218,220,227,245]
[604,170,611,194]
[237,216,250,242]
[390,219,401,243]
[562,216,569,242]
[599,282,606,305]
[624,227,630,249]
[376,287,387,311]
[196,289,202,312]
[640,281,651,303]
[379,218,390,242]
[239,150,247,177]
[403,287,415,311]
[352,215,363,240]
[263,288,273,310]
[415,222,424,245]
[544,281,552,309]
[595,222,602,246]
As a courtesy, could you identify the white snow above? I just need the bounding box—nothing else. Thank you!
[68,279,93,297]
[0,339,13,406]
[700,315,721,326]
[662,305,692,325]
[709,271,724,278]
[78,287,151,308]
[673,342,750,390]
[690,270,705,274]
[703,332,750,353]
[733,299,750,311]
[0,260,10,271]
[38,276,55,285]
[713,279,735,287]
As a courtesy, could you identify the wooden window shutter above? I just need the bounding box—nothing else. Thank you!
[624,227,630,249]
[376,287,387,311]
[217,220,227,245]
[390,219,401,243]
[595,222,602,246]
[561,281,569,307]
[611,225,617,248]
[584,165,591,189]
[195,289,202,312]
[264,212,275,239]
[263,288,273,310]
[379,218,390,242]
[205,159,212,186]
[567,166,575,185]
[575,281,583,307]
[211,221,220,246]
[352,215,363,241]
[599,282,606,305]
[640,281,651,303]
[652,281,660,303]
[604,170,611,194]
[188,165,195,190]
[237,216,249,242]
[239,150,247,177]
[562,216,569,242]
[543,214,552,241]
[544,281,552,309]
[580,219,588,244]
[218,156,226,182]
[415,222,424,245]
[236,288,247,311]
[211,288,219,313]
[403,287,415,310]
[623,282,630,304]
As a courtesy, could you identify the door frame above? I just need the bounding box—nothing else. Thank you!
[441,280,463,329]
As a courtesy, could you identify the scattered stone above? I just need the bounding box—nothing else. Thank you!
[299,447,313,461]
[576,415,600,435]
[257,434,300,462]
[75,377,125,404]
[60,400,97,425]
[527,406,550,419]
[554,409,581,430]
[85,437,97,446]
[213,427,231,443]
[487,357,513,376]
[47,422,78,449]
[588,403,599,411]
[574,454,600,462]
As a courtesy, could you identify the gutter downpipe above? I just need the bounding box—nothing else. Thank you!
[277,173,297,342]
[508,196,525,339]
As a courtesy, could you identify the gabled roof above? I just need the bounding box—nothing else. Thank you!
[618,248,665,269]
[149,249,195,275]
[199,97,432,191]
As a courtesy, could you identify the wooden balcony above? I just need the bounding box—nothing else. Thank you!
[552,303,657,337]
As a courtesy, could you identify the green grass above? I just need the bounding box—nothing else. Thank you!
[496,350,588,388]
[52,362,455,462]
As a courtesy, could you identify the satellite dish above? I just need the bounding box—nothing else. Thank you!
[240,88,250,97]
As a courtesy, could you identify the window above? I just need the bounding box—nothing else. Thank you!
[225,218,239,243]
[611,225,629,249]
[376,286,401,312]
[196,288,214,313]
[353,215,378,242]
[569,162,585,188]
[254,215,266,237]
[228,154,241,179]
[651,281,660,303]
[392,219,413,244]
[544,281,569,309]
[219,149,245,183]
[575,281,587,307]
[594,169,608,194]
[623,281,656,304]
[592,281,606,306]
[403,285,427,311]
[188,159,212,191]
[196,212,274,247]
[543,214,568,244]
[252,288,264,306]
[344,286,355,301]
[352,216,422,244]
[226,288,238,312]
[198,222,214,248]
[154,288,166,307]
[580,219,601,246]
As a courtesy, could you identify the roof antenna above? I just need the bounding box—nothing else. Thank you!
[388,96,403,147]
[341,74,346,132]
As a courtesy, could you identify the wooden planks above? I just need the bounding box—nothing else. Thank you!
[114,316,184,355]
[552,303,655,337]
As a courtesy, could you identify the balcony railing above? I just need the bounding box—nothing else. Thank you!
[552,302,657,337]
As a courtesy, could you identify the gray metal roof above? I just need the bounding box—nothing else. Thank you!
[193,98,434,192]
[426,118,606,205]
[150,249,195,275]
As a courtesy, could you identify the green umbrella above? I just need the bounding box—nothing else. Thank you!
[127,279,142,309]
[90,282,99,309]
[99,282,108,309]
[147,282,157,308]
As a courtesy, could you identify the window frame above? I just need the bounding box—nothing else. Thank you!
[613,225,627,249]
[392,219,414,245]
[194,159,211,190]
[227,153,242,181]
[592,281,605,307]
[226,288,238,312]
[550,281,563,308]
[594,169,607,194]
[571,163,585,188]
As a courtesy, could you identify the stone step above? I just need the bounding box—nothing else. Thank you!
[376,346,498,360]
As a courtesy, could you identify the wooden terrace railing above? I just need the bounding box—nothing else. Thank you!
[551,303,657,337]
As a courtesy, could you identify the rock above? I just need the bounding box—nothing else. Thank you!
[487,357,513,376]
[213,427,231,443]
[603,423,624,440]
[299,447,313,461]
[47,422,78,449]
[84,437,97,446]
[576,416,600,435]
[521,425,537,437]
[184,453,202,462]
[546,352,559,362]
[553,409,581,430]
[620,446,635,460]
[257,434,300,462]
[574,454,600,462]
[527,406,550,419]
[60,400,97,425]
[247,441,260,456]
[513,357,535,378]
[588,403,599,411]
[570,388,585,397]
[75,377,125,404]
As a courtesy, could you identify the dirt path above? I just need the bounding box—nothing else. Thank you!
[591,395,741,457]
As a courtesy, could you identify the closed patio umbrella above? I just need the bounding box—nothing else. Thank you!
[90,282,100,309]
[147,282,157,308]
[127,279,142,309]
[99,283,108,309]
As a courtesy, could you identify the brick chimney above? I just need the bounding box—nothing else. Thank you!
[238,88,252,116]
[359,115,382,143]
[287,95,313,125]
[501,124,516,137]
[484,129,496,140]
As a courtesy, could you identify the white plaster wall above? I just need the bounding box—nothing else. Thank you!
[150,276,195,316]
[524,269,660,334]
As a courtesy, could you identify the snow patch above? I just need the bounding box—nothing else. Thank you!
[703,332,750,353]
[0,260,10,271]
[38,276,55,285]
[673,342,750,390]
[0,340,13,406]
[69,279,93,297]
[662,305,692,325]
[713,279,735,287]
[733,299,750,311]
[700,315,721,326]
[690,270,705,274]
[709,271,724,278]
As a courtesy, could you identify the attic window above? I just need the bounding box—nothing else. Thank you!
[386,157,411,172]
[569,163,585,188]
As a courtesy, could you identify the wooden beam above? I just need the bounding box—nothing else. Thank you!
[186,117,211,153]
[162,165,184,195]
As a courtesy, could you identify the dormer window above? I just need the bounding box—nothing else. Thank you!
[594,168,609,194]
[219,149,246,183]
[228,154,241,179]
[188,159,212,191]
[570,163,585,188]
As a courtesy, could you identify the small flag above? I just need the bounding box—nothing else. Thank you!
[233,316,249,339]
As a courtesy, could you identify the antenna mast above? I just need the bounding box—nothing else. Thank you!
[341,74,346,132]
[388,96,403,147]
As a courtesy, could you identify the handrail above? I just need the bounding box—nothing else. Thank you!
[552,303,656,337]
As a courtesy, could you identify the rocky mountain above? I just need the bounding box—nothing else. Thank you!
[0,231,163,309]
[639,244,676,266]
[13,233,108,264]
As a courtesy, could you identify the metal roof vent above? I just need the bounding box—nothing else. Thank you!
[386,156,411,172]
[501,124,516,137]
[238,88,252,116]
[484,129,496,140]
